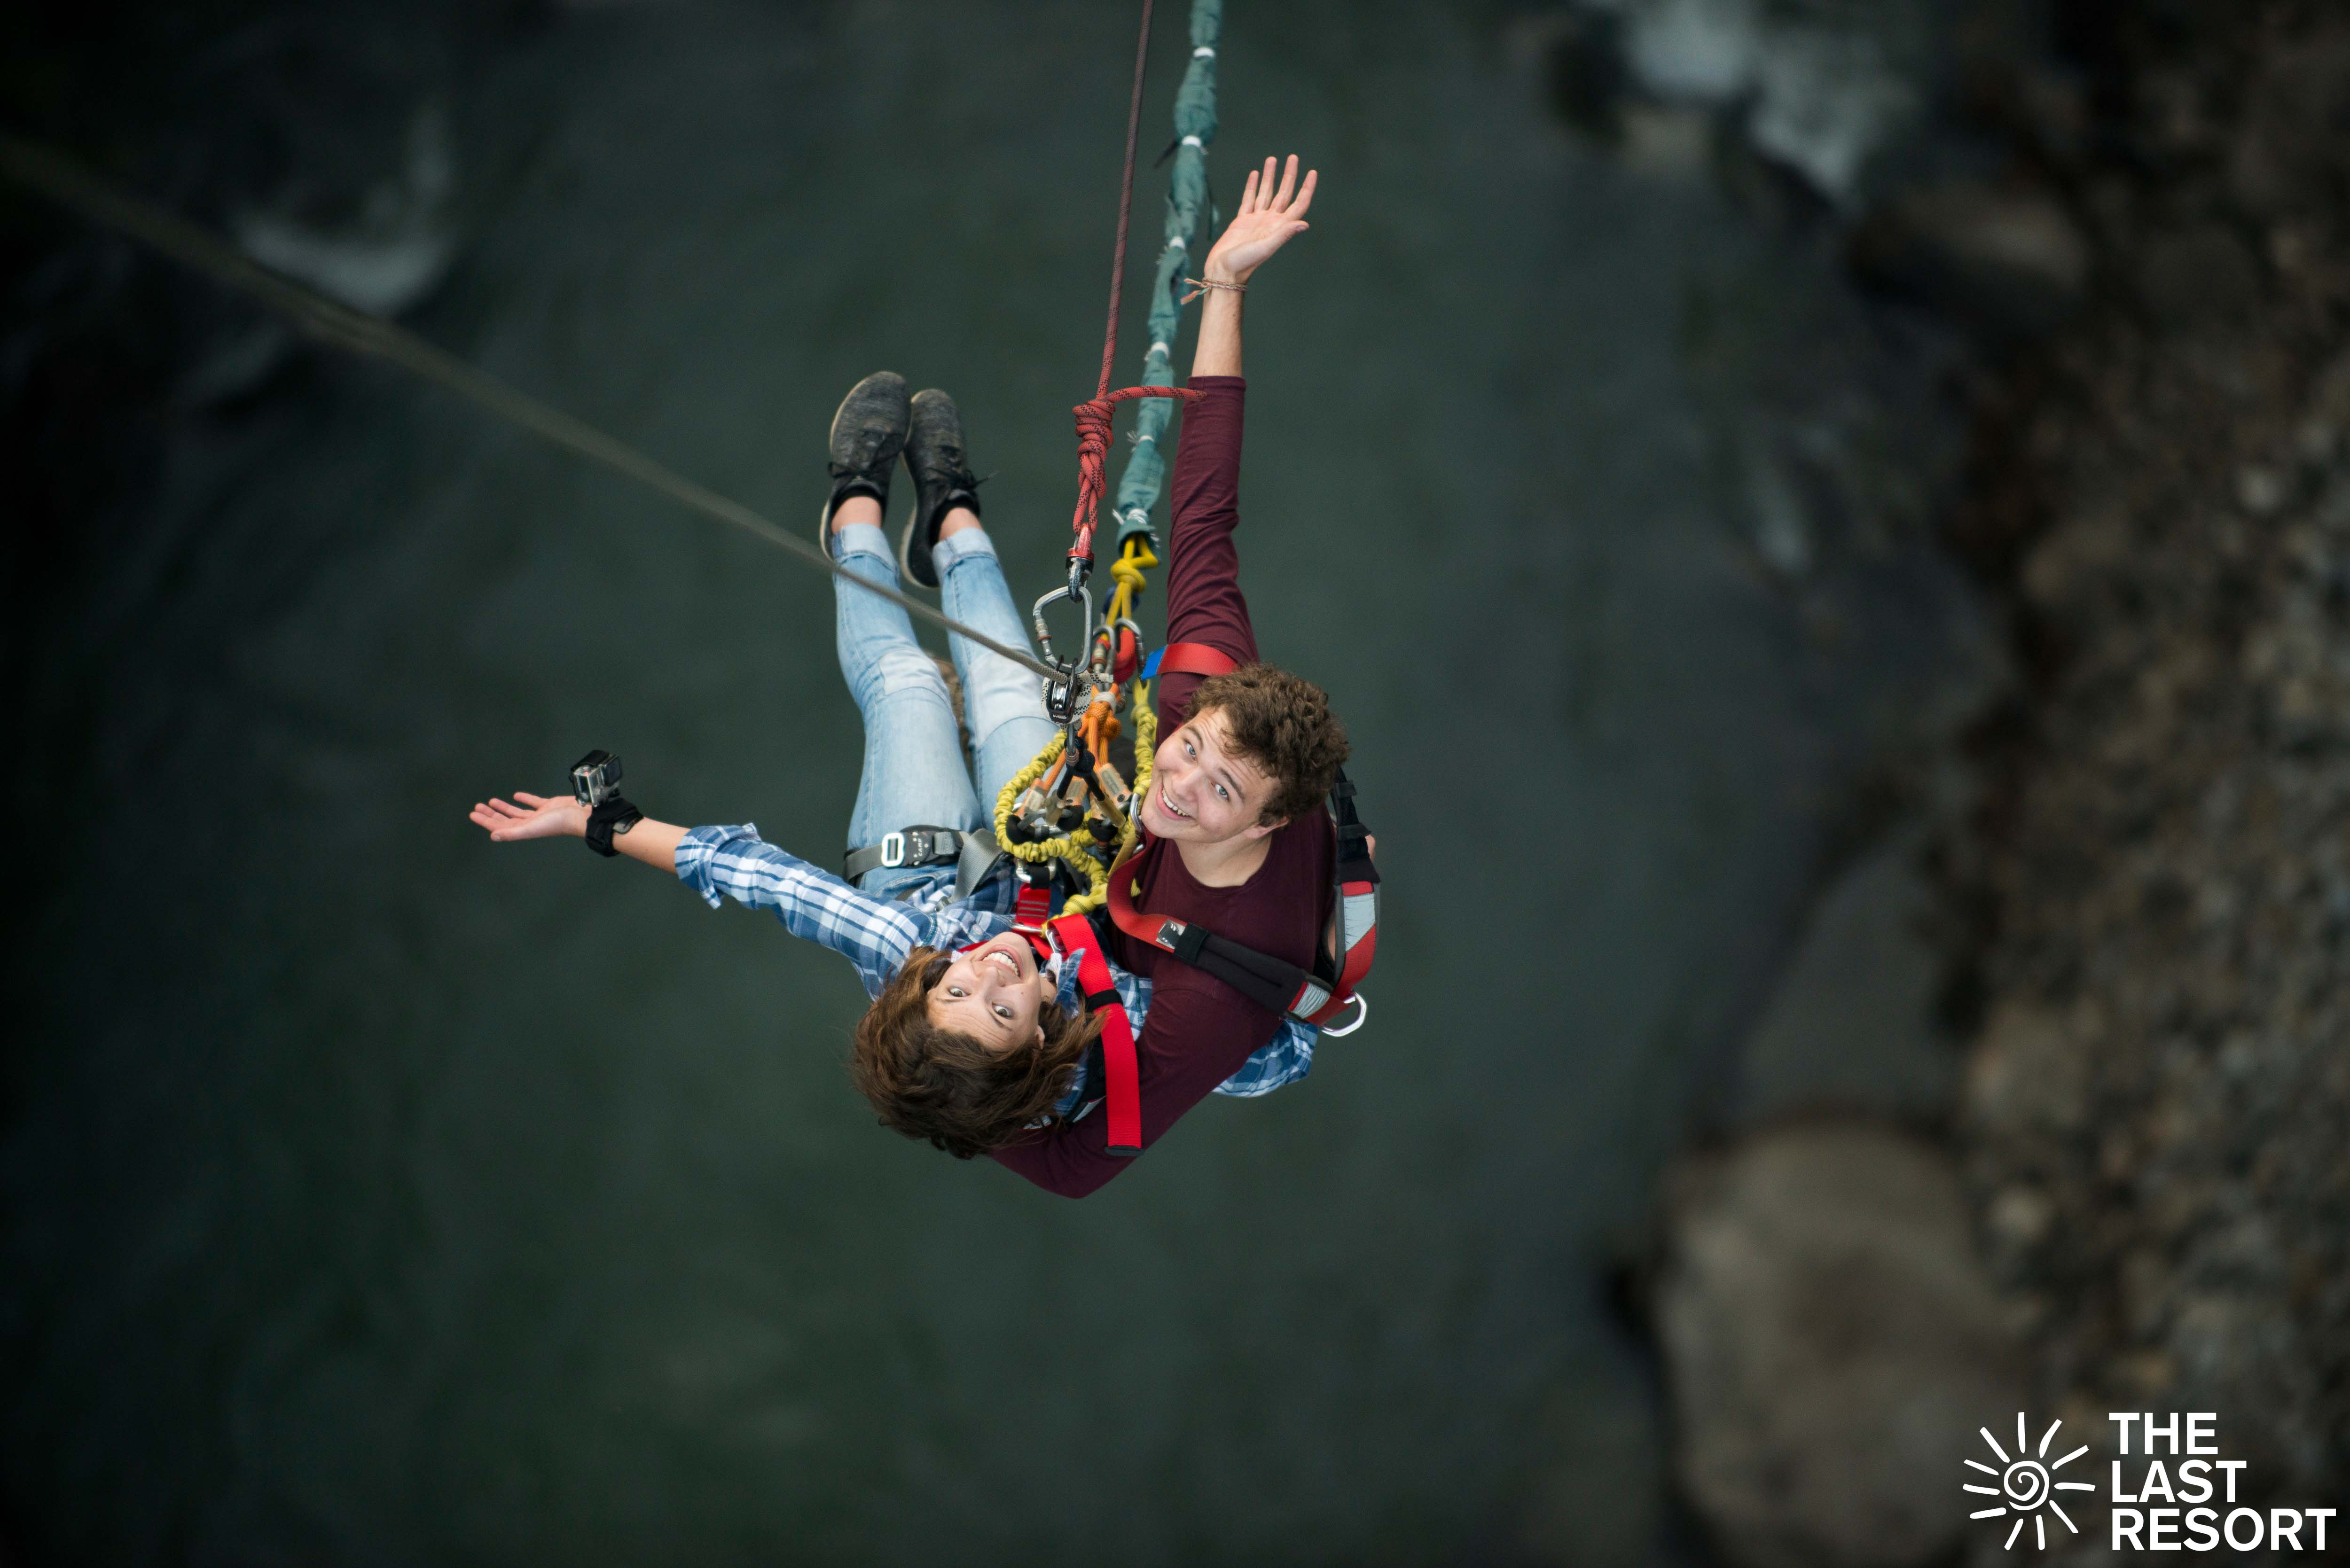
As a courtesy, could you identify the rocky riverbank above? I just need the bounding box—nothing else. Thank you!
[1944,0,2350,1532]
[1636,2,2350,1562]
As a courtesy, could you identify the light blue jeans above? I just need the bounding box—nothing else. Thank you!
[831,521,1056,897]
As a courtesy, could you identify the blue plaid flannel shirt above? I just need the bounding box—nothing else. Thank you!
[674,825,1314,1112]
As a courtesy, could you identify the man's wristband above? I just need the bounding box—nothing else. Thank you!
[1179,275,1246,304]
[584,796,645,858]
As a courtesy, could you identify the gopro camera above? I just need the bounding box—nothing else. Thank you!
[571,749,624,807]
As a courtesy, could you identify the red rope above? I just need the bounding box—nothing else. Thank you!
[1066,0,1198,567]
[1098,0,1155,405]
[1071,383,1201,556]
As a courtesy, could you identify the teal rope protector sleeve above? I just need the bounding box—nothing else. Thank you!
[1110,0,1221,548]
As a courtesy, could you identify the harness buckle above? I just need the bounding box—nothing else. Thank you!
[1317,992,1371,1038]
[1154,918,1187,952]
[878,830,907,869]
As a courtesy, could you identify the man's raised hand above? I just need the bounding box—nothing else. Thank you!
[1203,154,1317,284]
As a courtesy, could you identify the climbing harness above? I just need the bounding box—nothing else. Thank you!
[1104,642,1381,1036]
[1104,775,1380,1036]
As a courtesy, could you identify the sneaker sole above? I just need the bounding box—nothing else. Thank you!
[896,499,938,591]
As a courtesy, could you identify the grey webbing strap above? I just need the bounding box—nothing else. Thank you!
[954,826,1006,900]
[842,826,1006,896]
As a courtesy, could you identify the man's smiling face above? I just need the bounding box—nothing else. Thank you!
[1139,708,1284,845]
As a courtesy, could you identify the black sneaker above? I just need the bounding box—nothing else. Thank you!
[898,388,983,590]
[819,371,911,545]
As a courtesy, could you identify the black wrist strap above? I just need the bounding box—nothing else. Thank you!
[585,796,644,858]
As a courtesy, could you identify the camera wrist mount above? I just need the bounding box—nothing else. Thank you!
[572,750,644,858]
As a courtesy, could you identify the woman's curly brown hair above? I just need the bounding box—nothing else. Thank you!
[849,947,1101,1159]
[1187,663,1349,825]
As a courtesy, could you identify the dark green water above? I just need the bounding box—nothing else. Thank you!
[4,1,1986,1561]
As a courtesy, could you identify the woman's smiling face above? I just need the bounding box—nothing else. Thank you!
[1138,709,1283,845]
[924,932,1054,1051]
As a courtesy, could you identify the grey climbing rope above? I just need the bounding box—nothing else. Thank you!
[0,132,1059,679]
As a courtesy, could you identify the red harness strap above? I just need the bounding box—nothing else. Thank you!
[1046,913,1143,1155]
[971,920,1143,1155]
[1104,843,1336,1024]
[1141,640,1243,682]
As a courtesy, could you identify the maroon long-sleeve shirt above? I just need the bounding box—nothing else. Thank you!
[991,376,1335,1197]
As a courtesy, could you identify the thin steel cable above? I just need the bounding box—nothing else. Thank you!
[0,132,1059,679]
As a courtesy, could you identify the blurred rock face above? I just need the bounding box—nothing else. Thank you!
[1551,0,2349,1556]
[1943,0,2350,1518]
[1661,0,2350,1542]
[1566,0,1938,206]
[1655,1123,2026,1568]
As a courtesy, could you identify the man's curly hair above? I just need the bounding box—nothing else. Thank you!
[1186,663,1349,825]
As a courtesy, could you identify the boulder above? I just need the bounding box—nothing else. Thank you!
[1850,181,2090,340]
[1654,1121,2028,1568]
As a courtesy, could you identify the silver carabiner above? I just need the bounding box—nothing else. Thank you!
[1103,615,1144,678]
[1031,582,1097,672]
[1032,579,1099,725]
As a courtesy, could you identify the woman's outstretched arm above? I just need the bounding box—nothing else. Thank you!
[1189,153,1316,379]
[466,793,978,994]
[468,791,688,874]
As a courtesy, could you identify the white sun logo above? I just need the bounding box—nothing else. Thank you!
[1966,1413,2096,1550]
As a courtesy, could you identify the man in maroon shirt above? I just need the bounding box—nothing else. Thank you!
[991,155,1349,1198]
